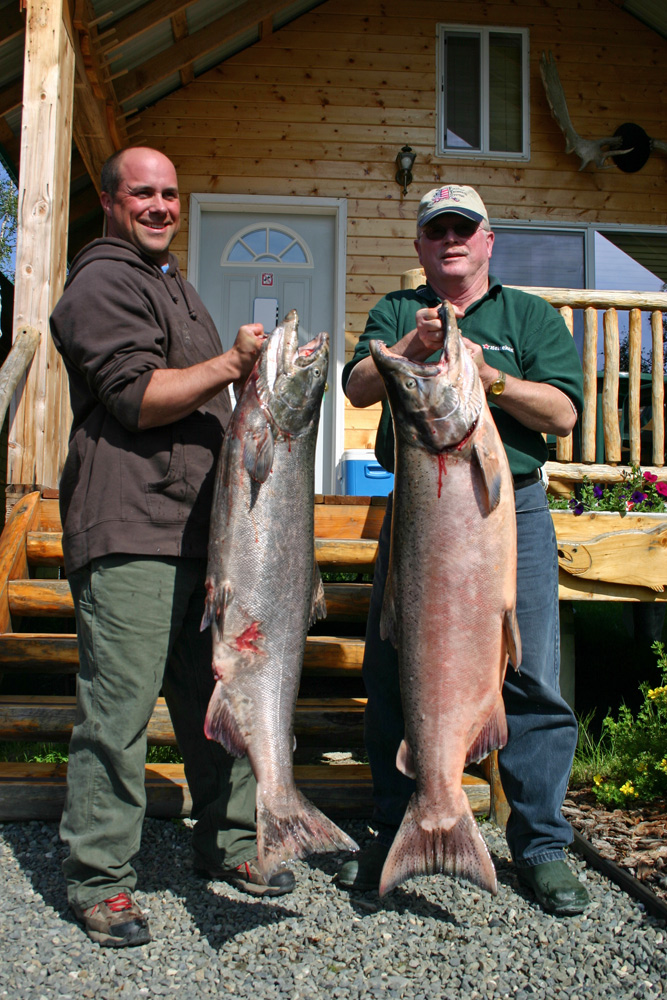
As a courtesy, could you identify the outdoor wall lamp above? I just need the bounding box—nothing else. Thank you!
[395,145,416,195]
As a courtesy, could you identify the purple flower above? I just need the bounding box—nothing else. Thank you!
[593,485,604,499]
[571,500,585,516]
[630,491,647,504]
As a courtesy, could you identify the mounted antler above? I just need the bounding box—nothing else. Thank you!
[539,51,630,170]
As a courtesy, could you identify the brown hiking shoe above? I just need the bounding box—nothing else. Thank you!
[76,891,151,947]
[195,857,295,897]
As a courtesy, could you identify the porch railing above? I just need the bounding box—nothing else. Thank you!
[401,270,667,482]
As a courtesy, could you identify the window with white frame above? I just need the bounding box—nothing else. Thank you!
[436,25,529,159]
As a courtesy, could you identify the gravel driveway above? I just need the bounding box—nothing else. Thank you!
[1,817,665,1000]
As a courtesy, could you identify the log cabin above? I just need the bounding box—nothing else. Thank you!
[0,0,665,819]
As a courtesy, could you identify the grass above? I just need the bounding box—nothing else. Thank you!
[569,710,617,789]
[0,741,183,765]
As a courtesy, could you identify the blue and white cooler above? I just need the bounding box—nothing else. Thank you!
[341,449,394,497]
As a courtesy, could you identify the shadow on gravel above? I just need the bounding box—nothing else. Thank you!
[1,819,298,949]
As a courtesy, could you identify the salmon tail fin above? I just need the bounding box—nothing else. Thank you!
[378,794,497,897]
[504,606,522,670]
[257,787,359,880]
[309,559,327,625]
[203,680,247,757]
[465,698,508,766]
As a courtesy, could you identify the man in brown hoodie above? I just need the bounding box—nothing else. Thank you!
[51,147,294,949]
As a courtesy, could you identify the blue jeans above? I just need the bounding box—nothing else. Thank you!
[362,481,577,867]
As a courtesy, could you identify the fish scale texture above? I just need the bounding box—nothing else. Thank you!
[2,817,665,999]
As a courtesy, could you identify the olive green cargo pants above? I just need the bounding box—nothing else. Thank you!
[60,555,257,911]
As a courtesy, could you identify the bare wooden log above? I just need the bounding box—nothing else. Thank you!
[0,694,368,748]
[315,537,377,570]
[652,310,665,467]
[602,308,622,463]
[556,306,574,462]
[0,633,79,670]
[546,461,667,484]
[581,307,599,464]
[628,308,643,467]
[0,327,40,432]
[0,632,366,676]
[26,532,63,566]
[0,492,41,633]
[7,580,74,618]
[0,761,490,821]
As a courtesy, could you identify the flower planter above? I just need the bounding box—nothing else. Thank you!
[552,510,667,595]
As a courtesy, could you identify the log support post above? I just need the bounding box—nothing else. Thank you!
[6,0,76,509]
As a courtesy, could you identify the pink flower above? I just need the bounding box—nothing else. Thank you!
[644,471,658,483]
[655,481,667,498]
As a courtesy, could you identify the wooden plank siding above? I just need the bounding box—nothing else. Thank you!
[130,0,667,454]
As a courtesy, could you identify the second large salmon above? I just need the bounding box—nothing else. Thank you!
[369,301,521,897]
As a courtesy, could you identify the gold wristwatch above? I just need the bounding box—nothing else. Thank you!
[488,368,506,396]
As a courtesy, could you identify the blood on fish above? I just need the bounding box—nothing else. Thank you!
[437,453,447,498]
[233,621,264,653]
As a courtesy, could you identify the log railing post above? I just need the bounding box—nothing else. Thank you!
[602,308,622,464]
[6,0,75,503]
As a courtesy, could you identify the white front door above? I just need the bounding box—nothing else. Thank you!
[188,195,346,494]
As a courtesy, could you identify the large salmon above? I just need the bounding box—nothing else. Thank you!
[369,301,521,897]
[202,311,358,880]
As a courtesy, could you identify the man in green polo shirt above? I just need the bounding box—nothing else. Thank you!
[337,184,589,916]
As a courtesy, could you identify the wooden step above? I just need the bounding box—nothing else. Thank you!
[0,633,366,674]
[0,761,490,822]
[6,580,373,620]
[24,533,379,573]
[0,695,367,748]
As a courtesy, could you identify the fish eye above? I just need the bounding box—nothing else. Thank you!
[404,378,416,389]
[313,367,320,376]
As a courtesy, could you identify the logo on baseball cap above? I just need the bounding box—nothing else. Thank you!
[417,185,489,230]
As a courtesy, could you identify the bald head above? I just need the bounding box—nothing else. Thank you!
[100,147,181,265]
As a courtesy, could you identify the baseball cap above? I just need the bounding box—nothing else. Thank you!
[417,185,489,230]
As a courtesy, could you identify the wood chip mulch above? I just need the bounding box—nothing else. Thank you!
[563,788,667,905]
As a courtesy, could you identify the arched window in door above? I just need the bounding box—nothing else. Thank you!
[221,224,313,267]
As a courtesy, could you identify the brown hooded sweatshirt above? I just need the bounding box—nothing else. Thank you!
[50,237,232,575]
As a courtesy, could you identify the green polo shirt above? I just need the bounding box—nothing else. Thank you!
[342,277,584,478]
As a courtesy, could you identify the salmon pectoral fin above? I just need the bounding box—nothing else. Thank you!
[257,788,359,880]
[309,559,327,626]
[472,440,502,513]
[243,419,274,483]
[203,680,248,757]
[378,794,497,897]
[396,738,416,779]
[465,698,508,766]
[504,606,522,670]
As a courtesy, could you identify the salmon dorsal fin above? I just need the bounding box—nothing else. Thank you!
[504,606,522,670]
[471,440,502,513]
[309,559,327,625]
[465,698,508,766]
[396,738,416,779]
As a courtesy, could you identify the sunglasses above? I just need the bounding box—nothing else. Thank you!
[420,219,482,241]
